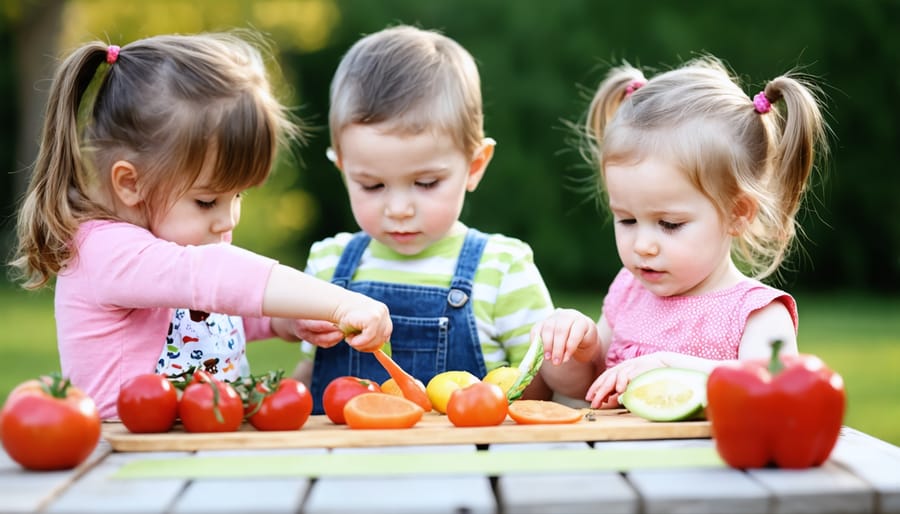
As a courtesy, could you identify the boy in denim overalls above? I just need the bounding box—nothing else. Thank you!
[293,25,554,414]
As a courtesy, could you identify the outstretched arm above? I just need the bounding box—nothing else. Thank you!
[262,264,391,352]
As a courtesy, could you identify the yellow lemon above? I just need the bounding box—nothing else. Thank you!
[381,378,404,397]
[426,371,480,414]
[483,366,521,396]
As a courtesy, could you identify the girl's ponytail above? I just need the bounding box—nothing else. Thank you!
[586,64,646,156]
[760,76,827,234]
[11,42,110,289]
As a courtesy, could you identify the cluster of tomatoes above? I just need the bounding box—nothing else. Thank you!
[118,369,313,434]
[324,373,585,429]
[1,369,585,472]
[322,375,511,429]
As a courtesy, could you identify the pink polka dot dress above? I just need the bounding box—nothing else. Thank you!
[602,268,798,368]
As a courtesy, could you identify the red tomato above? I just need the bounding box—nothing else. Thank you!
[447,382,509,427]
[178,374,244,432]
[117,374,179,433]
[323,376,381,424]
[0,374,101,470]
[246,378,313,431]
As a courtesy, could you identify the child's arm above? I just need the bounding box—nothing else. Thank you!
[262,264,391,352]
[738,301,798,359]
[80,223,391,351]
[586,352,713,408]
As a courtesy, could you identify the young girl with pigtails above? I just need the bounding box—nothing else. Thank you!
[9,32,393,419]
[535,56,829,408]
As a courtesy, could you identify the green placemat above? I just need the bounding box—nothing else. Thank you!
[114,447,723,479]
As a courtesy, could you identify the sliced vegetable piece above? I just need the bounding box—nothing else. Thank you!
[373,348,432,412]
[620,367,708,422]
[343,393,424,429]
[506,335,544,401]
[507,400,584,425]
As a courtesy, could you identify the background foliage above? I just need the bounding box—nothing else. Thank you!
[1,0,899,295]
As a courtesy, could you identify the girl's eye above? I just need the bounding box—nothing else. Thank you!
[360,183,383,192]
[660,220,684,232]
[416,179,439,189]
[617,218,636,226]
[195,199,216,209]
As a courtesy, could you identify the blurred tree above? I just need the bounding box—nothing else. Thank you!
[0,0,341,271]
[0,0,64,249]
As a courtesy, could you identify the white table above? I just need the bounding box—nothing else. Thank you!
[2,426,898,513]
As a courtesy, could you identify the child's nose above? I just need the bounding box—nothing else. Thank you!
[213,205,240,233]
[384,192,414,218]
[634,228,659,256]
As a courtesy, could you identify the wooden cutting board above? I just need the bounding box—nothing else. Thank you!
[103,409,710,452]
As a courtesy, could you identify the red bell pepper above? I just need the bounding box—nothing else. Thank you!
[706,340,845,469]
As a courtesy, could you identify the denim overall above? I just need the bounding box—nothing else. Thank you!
[310,229,488,414]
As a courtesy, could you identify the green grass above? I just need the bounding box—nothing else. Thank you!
[1,286,897,446]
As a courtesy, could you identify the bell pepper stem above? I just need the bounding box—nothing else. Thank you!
[768,340,784,374]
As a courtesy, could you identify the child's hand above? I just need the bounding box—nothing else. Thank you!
[291,320,346,348]
[586,353,669,408]
[531,308,600,366]
[333,294,392,353]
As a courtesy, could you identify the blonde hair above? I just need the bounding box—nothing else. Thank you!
[329,25,484,158]
[11,31,300,289]
[586,56,827,279]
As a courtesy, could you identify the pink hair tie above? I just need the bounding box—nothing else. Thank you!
[624,80,646,98]
[753,91,771,114]
[106,45,120,64]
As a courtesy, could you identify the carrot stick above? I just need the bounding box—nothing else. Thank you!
[373,349,432,412]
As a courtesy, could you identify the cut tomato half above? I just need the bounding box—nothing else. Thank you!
[343,393,425,429]
[507,400,584,425]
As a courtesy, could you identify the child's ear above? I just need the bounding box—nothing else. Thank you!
[729,194,757,236]
[110,160,142,207]
[465,138,496,192]
[326,147,342,170]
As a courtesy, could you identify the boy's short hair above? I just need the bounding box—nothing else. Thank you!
[329,25,484,157]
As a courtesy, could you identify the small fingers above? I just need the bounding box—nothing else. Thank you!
[314,332,346,348]
[586,372,614,408]
[539,309,590,365]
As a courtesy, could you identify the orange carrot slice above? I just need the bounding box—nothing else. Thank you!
[373,348,432,412]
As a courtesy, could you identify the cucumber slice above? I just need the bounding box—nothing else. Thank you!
[620,367,708,422]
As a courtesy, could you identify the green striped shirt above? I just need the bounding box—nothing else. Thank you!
[299,225,554,371]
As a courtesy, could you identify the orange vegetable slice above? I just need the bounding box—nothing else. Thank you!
[373,348,432,412]
[343,393,425,429]
[507,400,584,425]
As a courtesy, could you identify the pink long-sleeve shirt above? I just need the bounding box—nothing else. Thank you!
[55,220,277,419]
